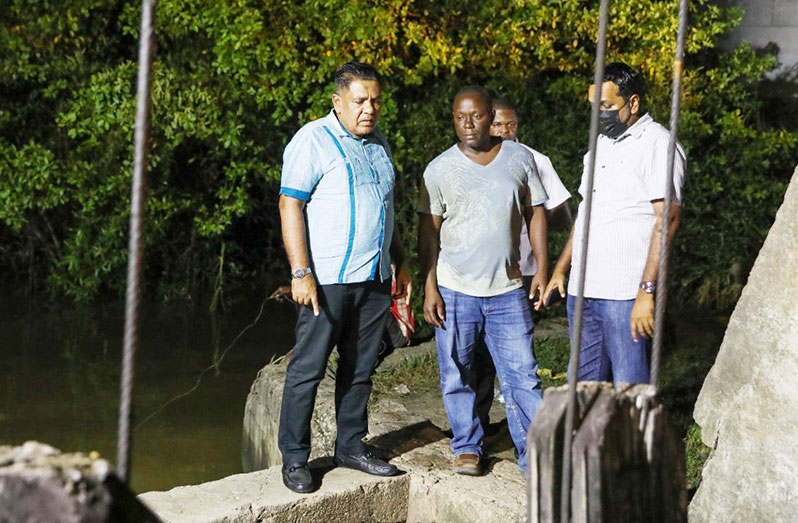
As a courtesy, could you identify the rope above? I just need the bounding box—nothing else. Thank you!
[134,294,272,431]
[560,1,610,520]
[117,0,157,483]
[651,0,690,387]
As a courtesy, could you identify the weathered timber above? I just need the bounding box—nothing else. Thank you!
[0,441,161,523]
[527,382,686,523]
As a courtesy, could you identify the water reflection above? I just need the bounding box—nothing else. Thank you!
[0,290,295,493]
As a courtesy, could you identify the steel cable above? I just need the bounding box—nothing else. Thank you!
[117,0,157,483]
[651,0,690,387]
[559,1,610,520]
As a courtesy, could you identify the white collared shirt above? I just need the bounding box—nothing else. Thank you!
[568,113,686,300]
[517,143,571,276]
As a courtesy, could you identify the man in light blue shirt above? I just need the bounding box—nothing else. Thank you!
[277,62,409,493]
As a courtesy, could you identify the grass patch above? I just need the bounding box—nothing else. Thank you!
[368,334,572,397]
[534,336,570,388]
[685,422,712,493]
[372,351,440,396]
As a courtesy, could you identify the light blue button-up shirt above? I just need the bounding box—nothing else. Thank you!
[280,110,395,285]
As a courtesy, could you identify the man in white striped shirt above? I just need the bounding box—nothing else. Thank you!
[543,62,686,384]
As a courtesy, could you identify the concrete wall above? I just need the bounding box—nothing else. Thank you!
[721,0,798,75]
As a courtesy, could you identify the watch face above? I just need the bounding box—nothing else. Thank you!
[292,268,310,279]
[641,282,656,294]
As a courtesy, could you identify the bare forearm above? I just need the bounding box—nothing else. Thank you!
[552,225,575,275]
[642,202,681,283]
[279,195,310,270]
[528,204,549,276]
[417,214,441,289]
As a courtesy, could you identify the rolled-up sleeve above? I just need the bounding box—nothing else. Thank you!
[280,130,322,201]
[646,136,686,204]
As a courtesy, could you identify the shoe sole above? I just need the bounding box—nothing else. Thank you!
[283,480,315,494]
[454,466,481,476]
[334,457,398,477]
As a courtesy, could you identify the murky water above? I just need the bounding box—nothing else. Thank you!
[0,289,296,493]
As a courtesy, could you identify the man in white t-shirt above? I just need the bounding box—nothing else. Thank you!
[543,62,686,385]
[471,97,573,431]
[418,86,547,477]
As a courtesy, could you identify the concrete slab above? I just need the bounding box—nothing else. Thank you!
[774,0,798,27]
[139,461,409,523]
[734,0,775,27]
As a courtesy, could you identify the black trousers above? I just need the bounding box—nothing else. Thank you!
[278,278,391,465]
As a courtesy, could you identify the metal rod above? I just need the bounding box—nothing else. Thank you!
[117,0,157,483]
[559,0,610,520]
[650,0,689,387]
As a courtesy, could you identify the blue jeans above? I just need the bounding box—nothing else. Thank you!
[566,295,650,385]
[435,286,543,472]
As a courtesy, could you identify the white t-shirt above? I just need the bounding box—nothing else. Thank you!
[568,113,686,300]
[417,141,548,297]
[517,144,571,276]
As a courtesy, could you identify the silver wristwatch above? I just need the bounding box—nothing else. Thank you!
[291,267,312,280]
[639,281,656,294]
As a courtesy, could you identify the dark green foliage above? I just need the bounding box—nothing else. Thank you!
[1,0,795,304]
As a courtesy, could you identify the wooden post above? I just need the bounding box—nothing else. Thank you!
[528,382,687,523]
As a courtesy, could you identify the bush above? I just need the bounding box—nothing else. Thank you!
[1,0,795,305]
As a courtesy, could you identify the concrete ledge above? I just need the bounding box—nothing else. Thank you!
[150,329,574,522]
[139,459,409,523]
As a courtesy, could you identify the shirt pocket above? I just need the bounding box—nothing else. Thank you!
[373,157,395,197]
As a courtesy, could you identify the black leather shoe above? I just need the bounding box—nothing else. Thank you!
[334,450,398,477]
[282,463,314,493]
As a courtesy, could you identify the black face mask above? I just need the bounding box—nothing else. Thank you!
[598,104,630,139]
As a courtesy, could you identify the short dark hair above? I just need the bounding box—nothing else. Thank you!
[334,62,380,93]
[492,97,517,114]
[454,85,492,106]
[603,62,646,101]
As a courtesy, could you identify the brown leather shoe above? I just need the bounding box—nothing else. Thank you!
[453,453,481,476]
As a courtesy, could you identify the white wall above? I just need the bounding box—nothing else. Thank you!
[721,0,798,76]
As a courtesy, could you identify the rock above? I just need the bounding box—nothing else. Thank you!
[691,164,798,522]
[0,441,161,523]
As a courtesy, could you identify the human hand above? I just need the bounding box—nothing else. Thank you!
[423,286,446,328]
[630,291,655,342]
[542,271,567,308]
[529,272,548,311]
[291,276,319,316]
[394,264,411,301]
